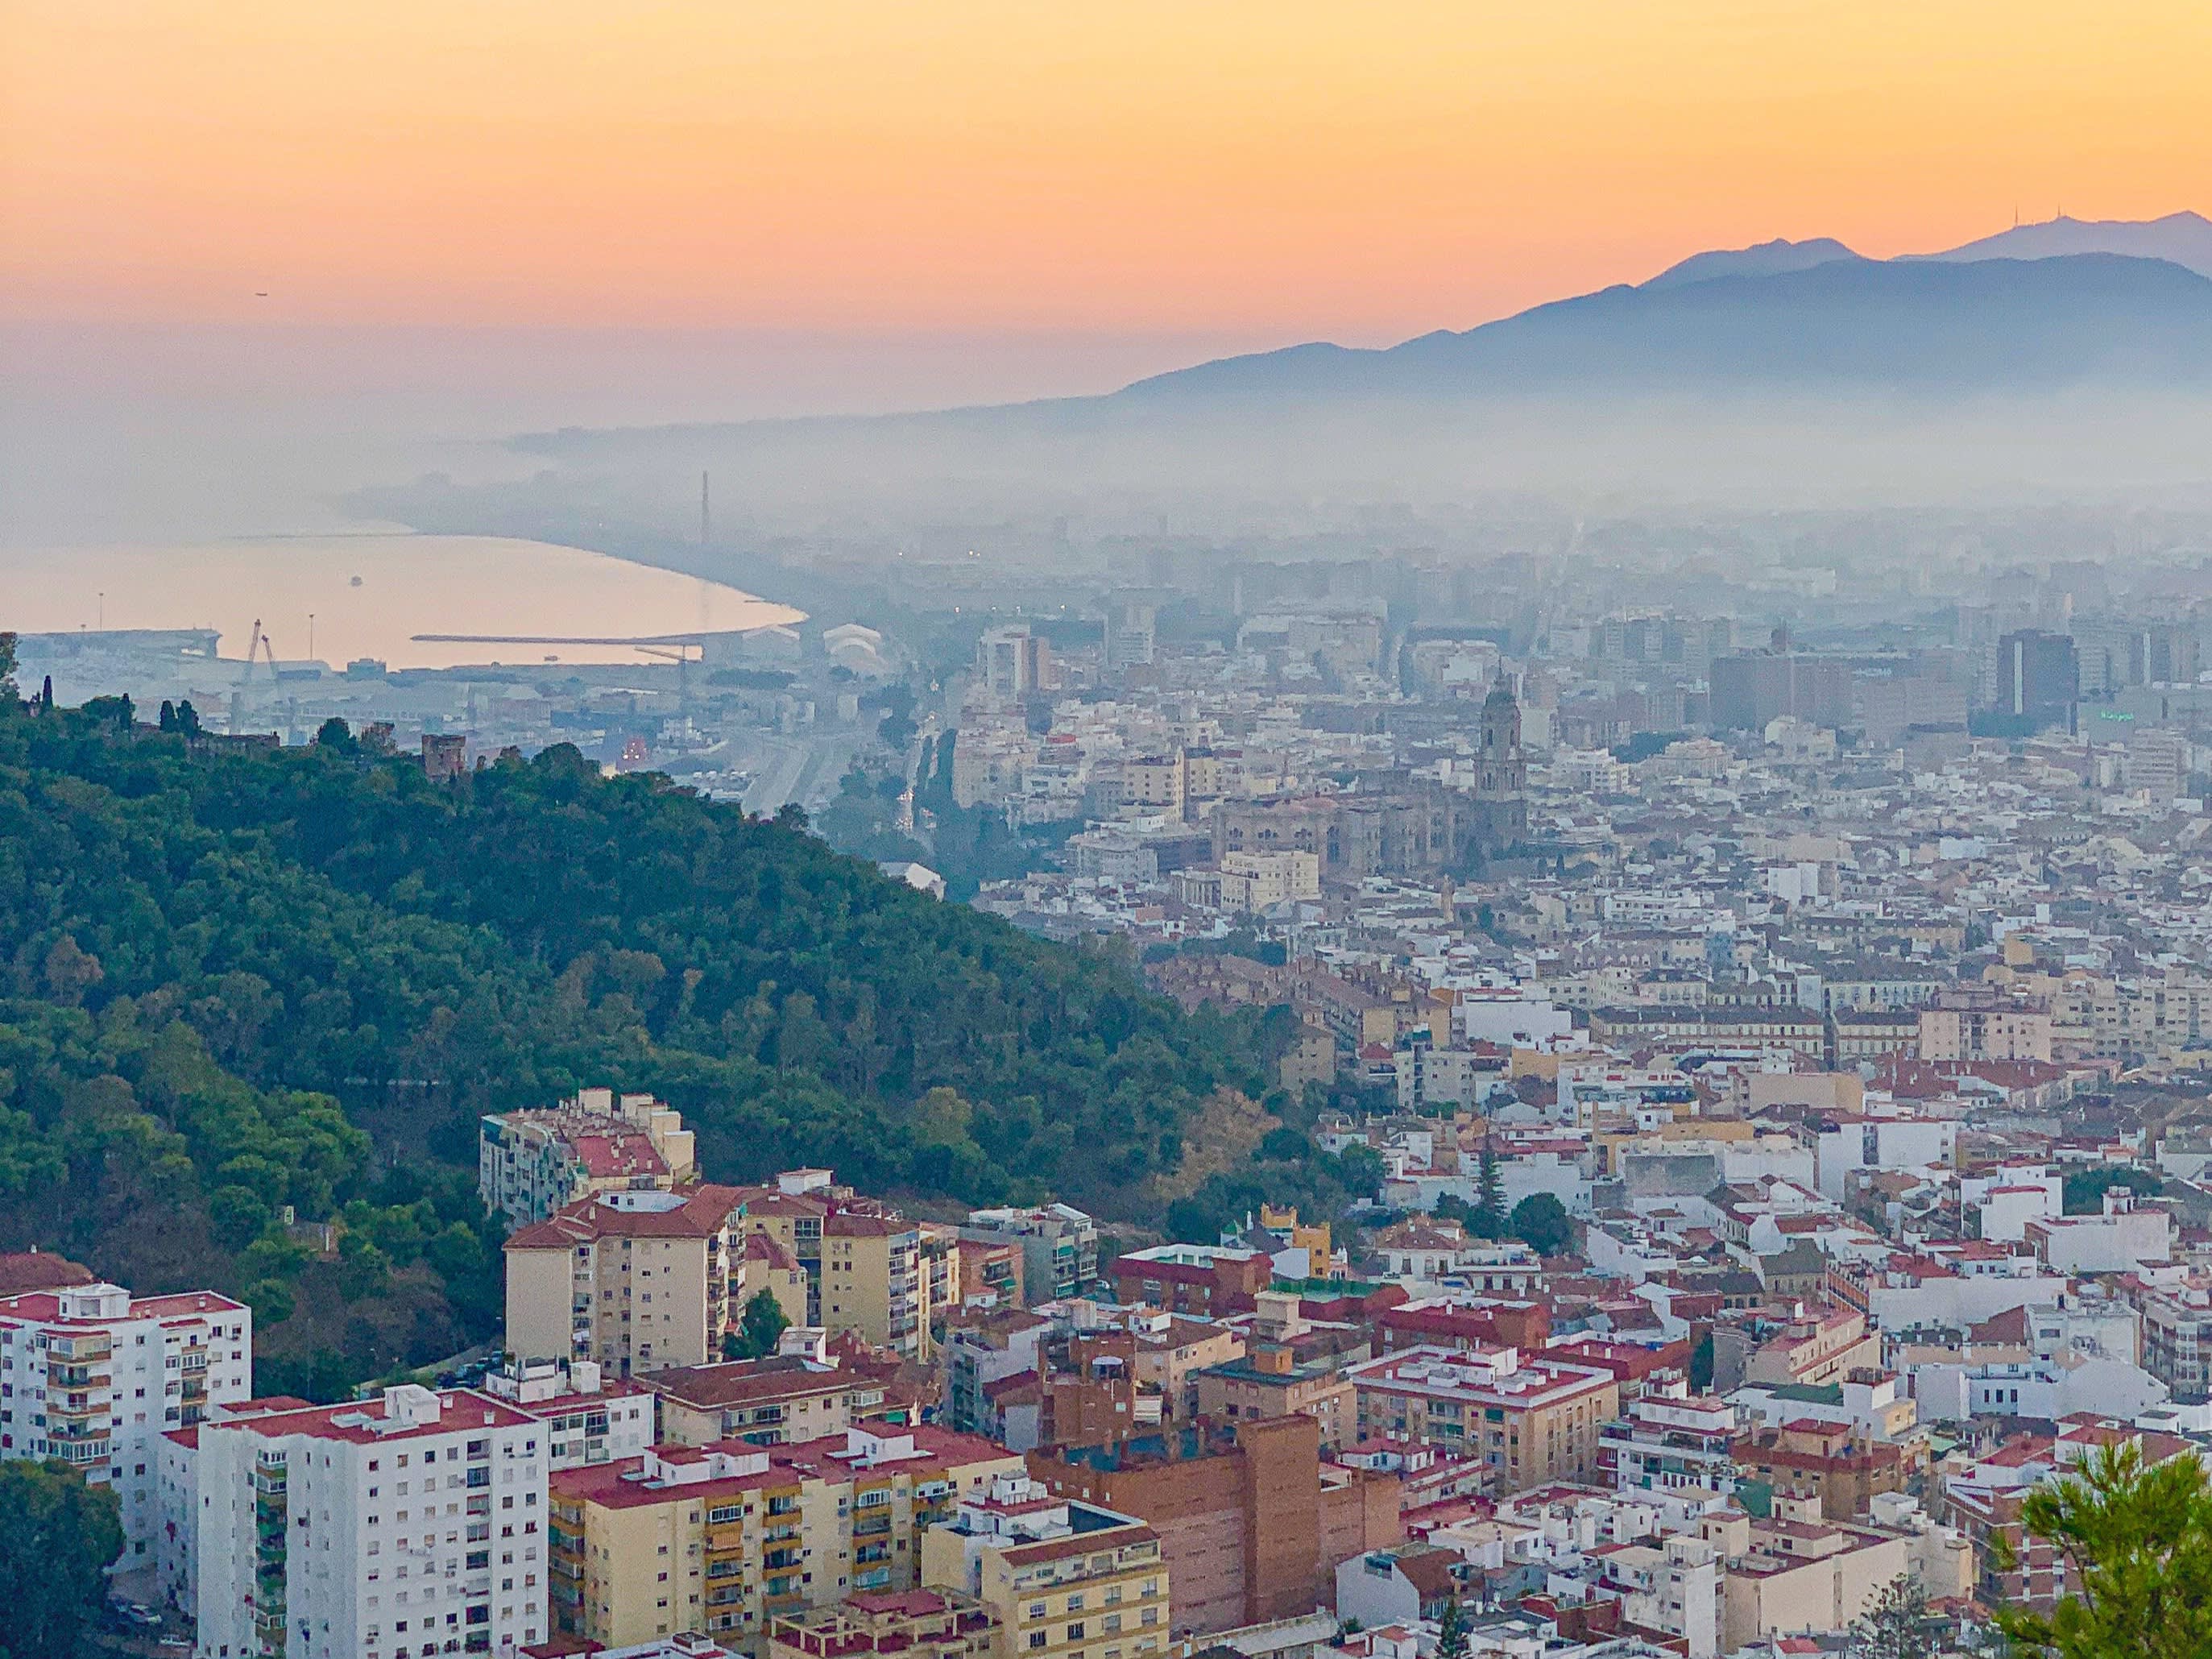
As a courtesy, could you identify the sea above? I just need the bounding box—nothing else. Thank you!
[1,535,802,672]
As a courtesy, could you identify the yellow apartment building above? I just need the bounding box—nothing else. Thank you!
[922,1474,1169,1659]
[551,1425,1021,1652]
[504,1185,748,1375]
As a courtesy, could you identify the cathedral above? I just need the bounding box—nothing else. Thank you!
[1463,676,1530,853]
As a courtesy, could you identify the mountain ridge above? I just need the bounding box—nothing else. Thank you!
[1912,210,2212,279]
[499,213,2212,462]
[1640,236,1863,292]
[1116,251,2212,400]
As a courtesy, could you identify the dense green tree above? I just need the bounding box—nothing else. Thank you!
[2062,1167,2162,1215]
[725,1289,793,1360]
[1688,1332,1715,1391]
[0,1458,125,1659]
[1509,1192,1572,1258]
[0,693,1271,1396]
[316,716,356,752]
[1995,1441,2212,1659]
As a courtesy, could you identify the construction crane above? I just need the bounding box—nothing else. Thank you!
[242,619,280,684]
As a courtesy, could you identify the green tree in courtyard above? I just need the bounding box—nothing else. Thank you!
[1509,1192,1572,1257]
[0,1458,125,1659]
[724,1288,792,1360]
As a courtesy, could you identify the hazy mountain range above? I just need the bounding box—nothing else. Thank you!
[1909,209,2212,277]
[1117,214,2212,400]
[487,212,2212,512]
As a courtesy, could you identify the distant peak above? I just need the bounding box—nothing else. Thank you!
[1912,209,2212,280]
[1641,236,1863,292]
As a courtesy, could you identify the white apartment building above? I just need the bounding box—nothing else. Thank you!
[1598,1379,1738,1495]
[478,1357,656,1470]
[976,624,1049,697]
[1219,850,1322,911]
[1394,1045,1501,1114]
[2026,1196,2173,1275]
[0,1280,251,1562]
[192,1384,549,1659]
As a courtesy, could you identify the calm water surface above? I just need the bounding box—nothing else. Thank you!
[6,535,802,670]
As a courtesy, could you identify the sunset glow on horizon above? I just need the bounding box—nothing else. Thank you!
[5,0,2209,343]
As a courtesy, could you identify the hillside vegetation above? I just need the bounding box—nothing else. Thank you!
[0,676,1275,1393]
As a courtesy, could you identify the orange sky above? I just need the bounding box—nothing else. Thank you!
[4,0,2208,342]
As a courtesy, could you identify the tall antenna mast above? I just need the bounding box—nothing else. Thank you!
[701,471,711,546]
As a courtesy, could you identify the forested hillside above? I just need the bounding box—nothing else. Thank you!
[0,670,1279,1394]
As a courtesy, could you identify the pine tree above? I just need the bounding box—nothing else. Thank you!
[1995,1441,2212,1659]
[1435,1595,1468,1659]
[1473,1141,1506,1238]
[1847,1572,1931,1659]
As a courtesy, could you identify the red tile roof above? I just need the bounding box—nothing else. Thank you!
[507,1184,749,1249]
[224,1389,538,1445]
[0,1251,92,1295]
[570,1131,670,1180]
